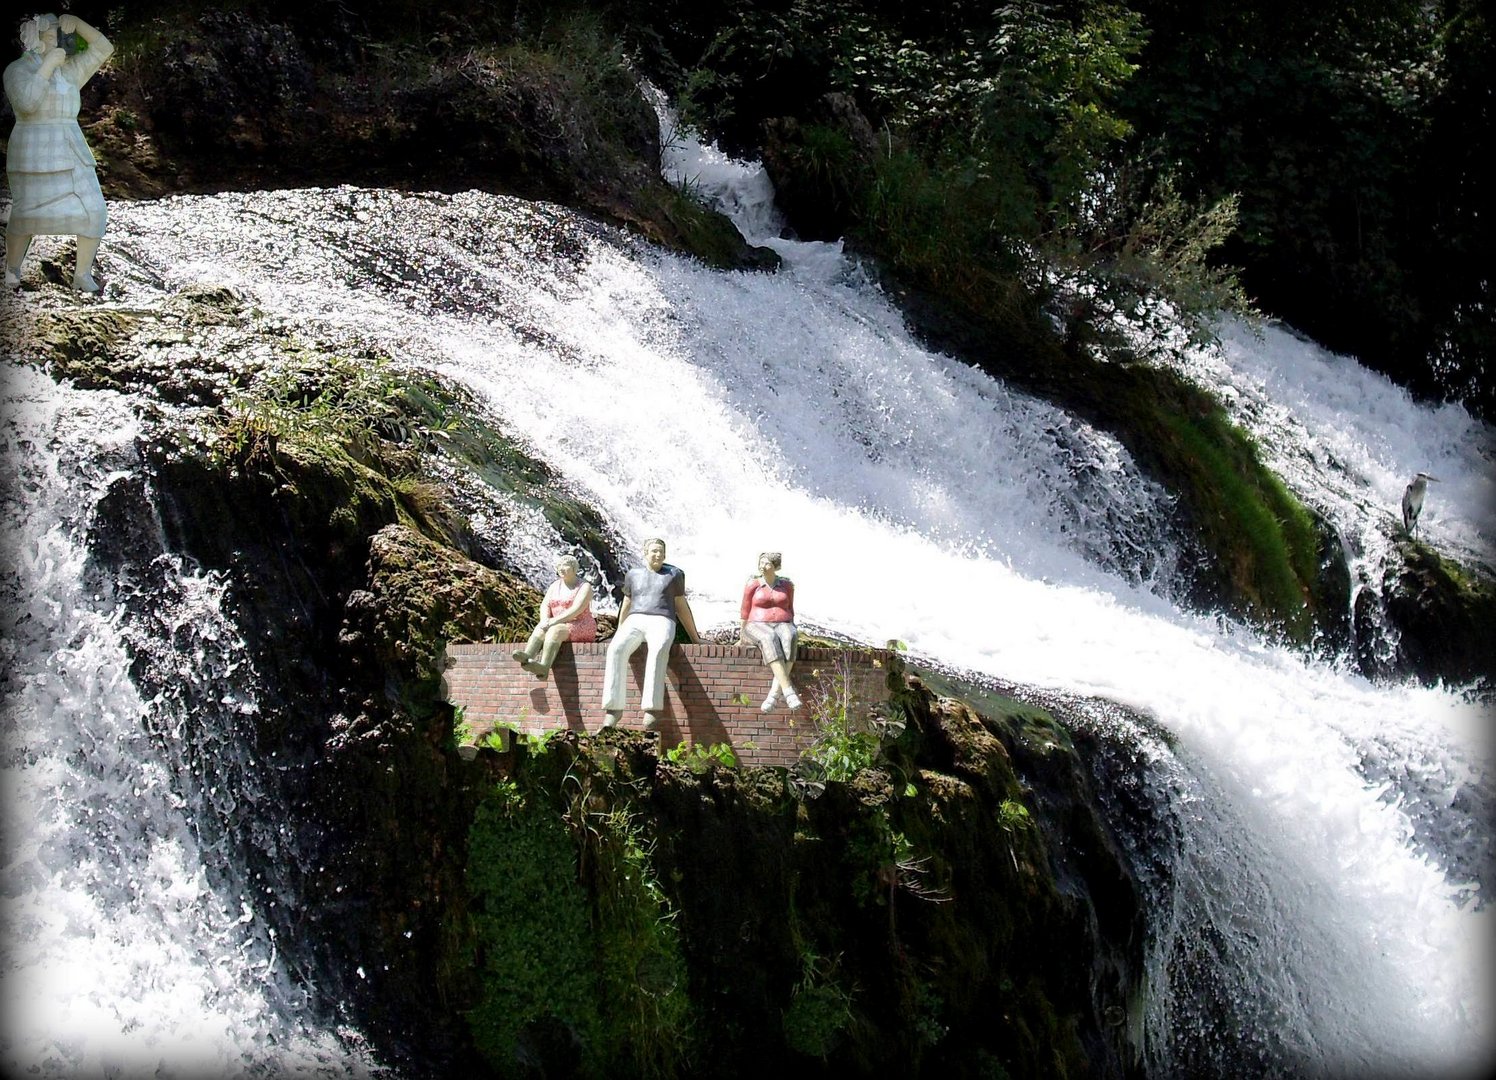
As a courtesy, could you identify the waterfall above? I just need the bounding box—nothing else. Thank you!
[1169,319,1495,672]
[0,367,386,1077]
[1,119,1490,1075]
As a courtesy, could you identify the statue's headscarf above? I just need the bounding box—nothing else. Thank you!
[19,14,59,54]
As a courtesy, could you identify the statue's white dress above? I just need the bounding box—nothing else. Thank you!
[5,40,113,237]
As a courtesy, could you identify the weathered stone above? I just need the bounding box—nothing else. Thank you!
[1382,540,1496,688]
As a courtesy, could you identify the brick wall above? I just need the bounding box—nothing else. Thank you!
[441,643,895,767]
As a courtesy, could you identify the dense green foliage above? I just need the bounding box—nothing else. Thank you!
[1119,0,1493,418]
[640,0,1246,360]
[465,780,605,1070]
[1155,406,1323,639]
[463,743,692,1077]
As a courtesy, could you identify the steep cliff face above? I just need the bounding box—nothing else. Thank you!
[7,281,553,1068]
[452,675,1145,1078]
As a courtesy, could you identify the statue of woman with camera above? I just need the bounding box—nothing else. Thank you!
[5,12,114,291]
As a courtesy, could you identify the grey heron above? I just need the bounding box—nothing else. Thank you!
[1401,472,1440,538]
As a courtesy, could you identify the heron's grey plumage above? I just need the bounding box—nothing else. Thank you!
[1401,472,1439,538]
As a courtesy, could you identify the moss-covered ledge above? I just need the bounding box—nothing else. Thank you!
[1361,539,1496,688]
[449,669,1144,1077]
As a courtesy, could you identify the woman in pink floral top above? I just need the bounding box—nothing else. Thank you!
[513,555,596,679]
[738,551,801,711]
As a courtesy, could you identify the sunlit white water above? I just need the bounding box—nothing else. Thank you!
[1,120,1489,1075]
[1203,322,1494,565]
[0,366,384,1077]
[1168,322,1495,686]
[655,125,1496,1077]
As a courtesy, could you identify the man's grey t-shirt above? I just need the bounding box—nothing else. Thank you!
[623,563,685,620]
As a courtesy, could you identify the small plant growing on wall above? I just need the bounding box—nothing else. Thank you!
[451,705,473,748]
[782,947,856,1060]
[801,653,879,783]
[662,741,738,773]
[996,797,1034,872]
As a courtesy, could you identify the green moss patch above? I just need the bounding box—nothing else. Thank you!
[462,739,692,1077]
[1056,357,1327,642]
[1155,404,1322,639]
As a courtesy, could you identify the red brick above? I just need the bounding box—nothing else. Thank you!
[439,642,896,766]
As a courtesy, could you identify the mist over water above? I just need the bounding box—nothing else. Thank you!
[1,122,1491,1075]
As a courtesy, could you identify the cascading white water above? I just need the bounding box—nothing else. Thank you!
[650,123,1496,1077]
[0,366,386,1077]
[1187,321,1494,566]
[2,118,1490,1075]
[1166,318,1495,676]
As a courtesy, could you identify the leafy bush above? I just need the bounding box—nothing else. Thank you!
[662,741,738,772]
[670,0,1250,362]
[800,655,881,783]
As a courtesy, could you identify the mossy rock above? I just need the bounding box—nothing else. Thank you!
[1381,541,1496,689]
[30,308,141,391]
[344,523,538,686]
[629,181,782,271]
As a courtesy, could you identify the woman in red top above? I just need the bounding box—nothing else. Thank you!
[513,554,596,678]
[737,551,801,711]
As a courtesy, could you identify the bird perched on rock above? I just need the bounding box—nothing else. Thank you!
[1401,472,1439,539]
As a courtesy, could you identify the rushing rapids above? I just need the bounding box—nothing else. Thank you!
[0,123,1491,1077]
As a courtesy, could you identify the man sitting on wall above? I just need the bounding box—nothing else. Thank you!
[601,537,700,730]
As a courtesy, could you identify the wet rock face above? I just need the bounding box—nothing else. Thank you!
[139,442,526,1072]
[32,287,253,406]
[10,284,551,1072]
[340,523,537,685]
[632,670,1145,1078]
[1381,541,1496,690]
